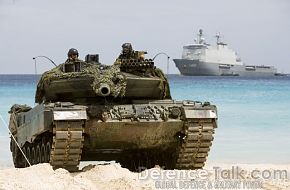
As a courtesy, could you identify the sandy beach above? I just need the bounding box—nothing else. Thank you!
[0,163,289,190]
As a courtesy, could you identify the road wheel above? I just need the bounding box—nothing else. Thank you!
[45,141,51,163]
[22,147,29,167]
[36,145,41,164]
[26,146,31,166]
[31,147,36,165]
[40,143,46,163]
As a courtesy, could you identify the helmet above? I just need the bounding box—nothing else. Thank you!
[122,43,132,49]
[122,43,132,53]
[67,48,79,57]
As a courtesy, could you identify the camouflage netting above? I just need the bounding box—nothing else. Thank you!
[91,65,127,98]
[153,68,171,99]
[35,63,127,103]
[8,104,32,135]
[115,58,171,99]
[8,104,32,114]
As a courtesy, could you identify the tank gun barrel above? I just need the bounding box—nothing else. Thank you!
[97,83,111,97]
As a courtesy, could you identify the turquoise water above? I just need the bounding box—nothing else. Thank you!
[0,75,290,165]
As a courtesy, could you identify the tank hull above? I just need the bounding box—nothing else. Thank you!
[9,100,217,171]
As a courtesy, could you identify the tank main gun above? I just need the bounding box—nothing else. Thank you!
[97,83,111,97]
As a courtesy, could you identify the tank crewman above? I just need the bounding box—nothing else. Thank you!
[63,48,86,72]
[115,43,171,98]
[119,43,136,59]
[114,43,146,65]
[67,48,79,61]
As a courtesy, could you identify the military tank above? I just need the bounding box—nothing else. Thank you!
[9,51,218,172]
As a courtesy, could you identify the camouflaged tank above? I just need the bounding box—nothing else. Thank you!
[9,52,218,171]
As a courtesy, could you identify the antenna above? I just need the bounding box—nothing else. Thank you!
[152,52,170,75]
[32,56,57,67]
[197,29,205,44]
[215,32,221,44]
[32,56,57,92]
[32,55,57,75]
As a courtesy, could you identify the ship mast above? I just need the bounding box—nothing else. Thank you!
[194,29,209,45]
[215,32,221,45]
[197,29,203,44]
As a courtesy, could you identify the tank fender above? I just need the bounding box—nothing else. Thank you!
[53,109,87,121]
[182,104,217,119]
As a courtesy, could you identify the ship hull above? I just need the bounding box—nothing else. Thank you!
[173,59,277,77]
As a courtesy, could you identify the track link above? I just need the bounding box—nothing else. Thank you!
[50,120,84,171]
[176,118,216,169]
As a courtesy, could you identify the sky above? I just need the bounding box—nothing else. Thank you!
[0,0,289,74]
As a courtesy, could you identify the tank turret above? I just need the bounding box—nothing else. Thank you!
[35,54,170,103]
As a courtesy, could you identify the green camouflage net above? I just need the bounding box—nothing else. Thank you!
[91,65,127,98]
[115,58,171,99]
[153,68,171,99]
[9,104,32,114]
[35,63,127,103]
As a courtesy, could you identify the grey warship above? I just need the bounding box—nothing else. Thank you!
[173,29,277,76]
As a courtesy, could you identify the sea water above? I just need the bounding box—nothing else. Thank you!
[0,75,290,166]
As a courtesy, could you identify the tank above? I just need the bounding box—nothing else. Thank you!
[9,52,218,171]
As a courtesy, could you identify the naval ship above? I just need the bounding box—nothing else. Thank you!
[173,29,277,76]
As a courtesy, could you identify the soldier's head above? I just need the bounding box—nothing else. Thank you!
[67,48,79,61]
[122,43,132,55]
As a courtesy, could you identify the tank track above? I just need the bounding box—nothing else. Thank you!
[49,120,84,171]
[175,118,216,169]
[119,118,216,171]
